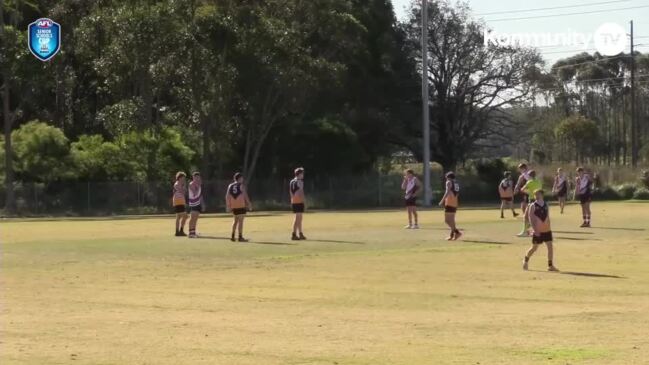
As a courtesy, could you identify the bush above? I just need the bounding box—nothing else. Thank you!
[473,158,510,187]
[632,188,649,200]
[593,186,621,201]
[615,184,638,200]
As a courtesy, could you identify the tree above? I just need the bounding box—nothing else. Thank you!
[1,0,47,213]
[554,115,600,163]
[403,0,543,171]
[12,121,74,182]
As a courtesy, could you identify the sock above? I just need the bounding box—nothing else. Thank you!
[454,229,460,234]
[189,228,196,236]
[524,256,530,263]
[548,260,553,267]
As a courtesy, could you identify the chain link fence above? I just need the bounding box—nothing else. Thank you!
[0,173,462,216]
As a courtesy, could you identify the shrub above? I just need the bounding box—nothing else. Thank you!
[632,188,649,200]
[593,186,621,201]
[615,184,638,200]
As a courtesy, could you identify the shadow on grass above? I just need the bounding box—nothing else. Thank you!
[593,227,646,232]
[529,270,624,279]
[463,239,512,245]
[553,231,594,235]
[560,271,625,279]
[251,241,298,246]
[195,236,232,240]
[307,239,365,245]
[555,236,603,241]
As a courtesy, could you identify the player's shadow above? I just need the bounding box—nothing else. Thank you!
[308,239,365,245]
[530,270,624,279]
[553,231,594,235]
[555,236,603,241]
[196,236,232,240]
[593,227,645,232]
[463,239,511,245]
[560,271,625,279]
[251,241,298,246]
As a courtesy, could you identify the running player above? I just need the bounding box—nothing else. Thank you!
[552,167,568,214]
[518,170,542,237]
[401,169,421,229]
[290,167,307,240]
[498,171,518,219]
[439,172,461,240]
[574,167,593,228]
[226,172,252,242]
[187,172,203,238]
[172,171,188,236]
[523,189,559,272]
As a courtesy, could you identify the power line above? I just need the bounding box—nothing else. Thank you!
[477,0,630,16]
[486,5,649,22]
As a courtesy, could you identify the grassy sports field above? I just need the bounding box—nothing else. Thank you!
[2,202,649,365]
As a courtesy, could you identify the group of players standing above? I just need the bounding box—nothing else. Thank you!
[401,163,595,271]
[171,168,307,241]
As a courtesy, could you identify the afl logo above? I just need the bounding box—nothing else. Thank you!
[37,20,53,28]
[27,18,61,61]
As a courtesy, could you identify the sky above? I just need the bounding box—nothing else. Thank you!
[390,0,649,66]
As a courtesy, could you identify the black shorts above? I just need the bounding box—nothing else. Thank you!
[174,205,186,213]
[500,197,513,202]
[190,205,202,212]
[520,193,529,203]
[292,203,305,213]
[578,193,592,205]
[444,206,457,214]
[232,208,247,216]
[556,187,568,198]
[532,231,553,244]
[405,197,417,207]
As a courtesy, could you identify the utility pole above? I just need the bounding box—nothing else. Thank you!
[630,20,638,167]
[421,0,432,206]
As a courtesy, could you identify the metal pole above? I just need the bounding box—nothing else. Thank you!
[630,20,637,167]
[421,0,432,206]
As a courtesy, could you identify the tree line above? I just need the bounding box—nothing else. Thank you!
[2,0,648,214]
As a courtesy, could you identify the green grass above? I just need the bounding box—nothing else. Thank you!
[2,202,649,365]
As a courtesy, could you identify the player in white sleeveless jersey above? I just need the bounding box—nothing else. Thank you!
[401,169,421,229]
[187,172,203,238]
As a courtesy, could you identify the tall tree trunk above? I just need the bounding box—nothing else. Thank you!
[1,0,17,215]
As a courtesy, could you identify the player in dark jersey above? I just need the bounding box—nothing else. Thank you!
[401,169,421,229]
[226,172,252,242]
[290,168,307,240]
[523,189,559,272]
[439,172,461,240]
[498,171,518,219]
[574,167,593,228]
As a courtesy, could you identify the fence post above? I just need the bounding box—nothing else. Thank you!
[378,172,383,206]
[87,181,91,213]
